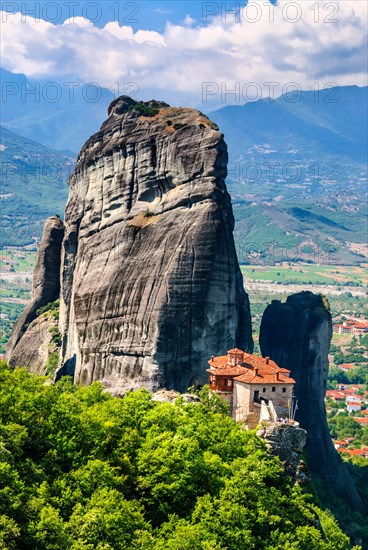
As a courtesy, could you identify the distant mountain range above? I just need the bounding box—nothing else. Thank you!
[0,69,203,151]
[211,85,368,264]
[1,70,367,263]
[0,68,113,152]
[0,127,73,246]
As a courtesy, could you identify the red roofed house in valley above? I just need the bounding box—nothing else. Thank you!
[325,390,346,401]
[340,448,368,458]
[333,320,368,335]
[208,348,295,428]
[339,364,355,372]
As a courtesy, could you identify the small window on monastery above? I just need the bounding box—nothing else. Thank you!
[227,379,232,387]
[262,388,266,393]
[272,386,275,392]
[282,387,286,393]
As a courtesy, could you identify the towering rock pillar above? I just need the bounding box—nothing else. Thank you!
[7,98,252,390]
[260,291,364,513]
[57,97,253,393]
[6,216,64,370]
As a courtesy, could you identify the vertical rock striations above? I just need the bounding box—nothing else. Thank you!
[259,291,365,513]
[6,216,64,371]
[57,97,252,393]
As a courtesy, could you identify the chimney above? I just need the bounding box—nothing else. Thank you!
[275,372,279,381]
[254,366,258,375]
[265,356,270,364]
[211,355,215,362]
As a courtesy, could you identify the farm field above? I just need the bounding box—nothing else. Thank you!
[0,248,35,353]
[241,264,367,287]
[1,256,368,354]
[0,247,36,273]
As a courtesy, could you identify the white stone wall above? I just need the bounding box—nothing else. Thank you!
[260,400,271,422]
[233,382,251,422]
[233,381,294,422]
[261,382,294,409]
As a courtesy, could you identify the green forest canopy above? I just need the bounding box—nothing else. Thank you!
[0,362,360,550]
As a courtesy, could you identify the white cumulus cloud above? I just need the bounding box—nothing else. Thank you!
[0,0,367,105]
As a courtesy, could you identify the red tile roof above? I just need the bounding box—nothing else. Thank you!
[334,320,368,331]
[208,349,295,385]
[208,352,290,373]
[336,320,368,327]
[326,390,345,400]
[352,321,368,328]
[207,365,248,377]
[209,356,236,369]
[235,370,294,385]
[354,418,368,425]
[340,448,368,457]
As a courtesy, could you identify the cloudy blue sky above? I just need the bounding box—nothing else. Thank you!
[2,1,278,30]
[1,0,367,106]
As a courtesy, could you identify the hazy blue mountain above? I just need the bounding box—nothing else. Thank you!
[0,68,114,152]
[211,86,367,162]
[1,78,366,263]
[0,127,74,246]
[210,86,368,264]
[0,69,208,150]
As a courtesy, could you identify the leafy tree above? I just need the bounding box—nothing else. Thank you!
[346,367,368,384]
[0,362,360,549]
[0,515,20,549]
[329,414,363,440]
[68,488,149,549]
[328,367,348,388]
[333,352,346,365]
[359,334,368,347]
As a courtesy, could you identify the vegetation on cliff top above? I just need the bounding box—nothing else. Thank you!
[128,102,160,118]
[0,362,358,550]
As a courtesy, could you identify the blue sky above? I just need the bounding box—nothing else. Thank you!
[6,1,278,31]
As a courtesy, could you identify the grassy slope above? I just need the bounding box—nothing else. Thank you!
[0,127,74,246]
[211,86,368,264]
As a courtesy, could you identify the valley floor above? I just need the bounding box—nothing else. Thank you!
[246,280,366,297]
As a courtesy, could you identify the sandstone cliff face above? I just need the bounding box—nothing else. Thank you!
[6,216,64,371]
[57,97,252,393]
[8,313,58,375]
[259,291,365,513]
